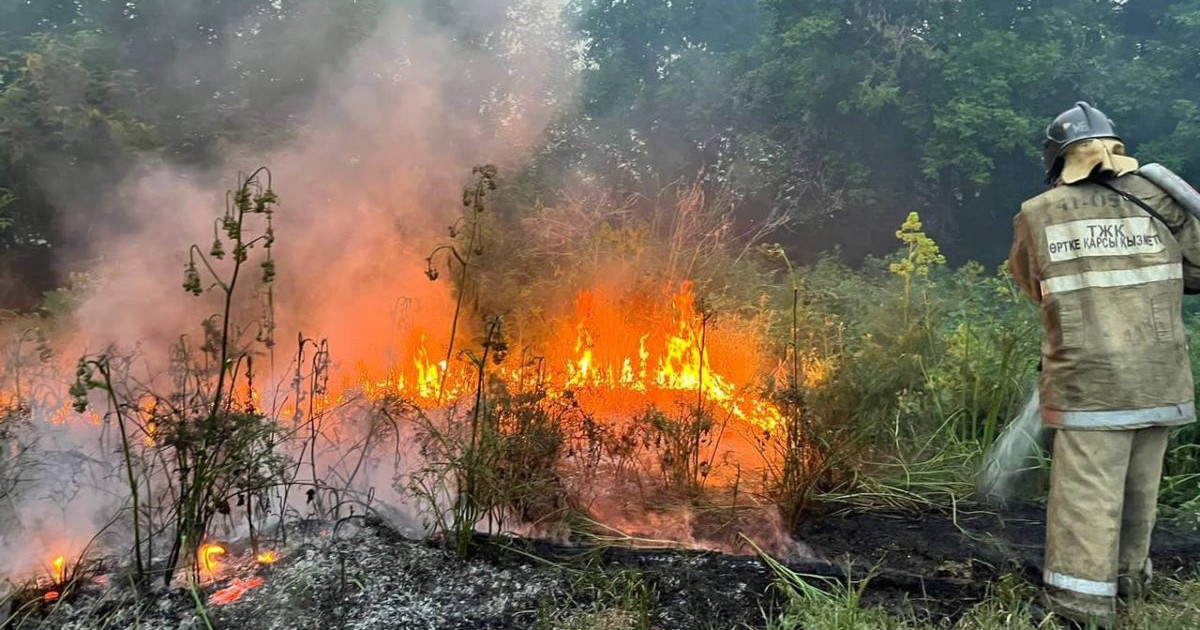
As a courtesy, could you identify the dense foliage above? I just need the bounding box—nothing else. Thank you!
[555,0,1200,263]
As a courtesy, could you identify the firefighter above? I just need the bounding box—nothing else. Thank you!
[1009,101,1200,628]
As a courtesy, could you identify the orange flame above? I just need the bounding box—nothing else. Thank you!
[51,556,65,584]
[198,544,226,576]
[208,576,265,606]
[18,281,785,488]
[255,550,279,564]
[550,282,781,432]
[265,282,783,439]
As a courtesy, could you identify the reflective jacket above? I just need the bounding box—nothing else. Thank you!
[1010,172,1200,430]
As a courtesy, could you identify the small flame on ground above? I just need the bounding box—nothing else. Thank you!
[255,550,279,564]
[208,577,265,606]
[43,591,60,602]
[198,544,226,576]
[50,555,65,584]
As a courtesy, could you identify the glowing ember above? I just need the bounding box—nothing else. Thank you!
[198,544,226,576]
[255,550,279,564]
[50,555,65,584]
[43,591,59,602]
[208,577,265,606]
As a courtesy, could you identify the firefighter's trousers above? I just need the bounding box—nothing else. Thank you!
[1043,426,1171,627]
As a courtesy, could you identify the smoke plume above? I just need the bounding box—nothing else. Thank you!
[1,0,576,583]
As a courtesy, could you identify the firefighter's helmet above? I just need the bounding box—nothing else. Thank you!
[1044,101,1121,183]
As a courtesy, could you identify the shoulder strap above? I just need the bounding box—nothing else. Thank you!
[1094,178,1174,231]
[1091,176,1200,296]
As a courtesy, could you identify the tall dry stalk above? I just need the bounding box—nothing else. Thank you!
[71,168,284,588]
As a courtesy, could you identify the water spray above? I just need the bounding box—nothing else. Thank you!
[978,384,1050,505]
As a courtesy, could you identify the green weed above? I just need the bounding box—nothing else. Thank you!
[535,558,652,630]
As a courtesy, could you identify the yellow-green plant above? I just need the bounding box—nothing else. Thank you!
[888,212,945,323]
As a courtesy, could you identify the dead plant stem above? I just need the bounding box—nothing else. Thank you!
[438,203,481,404]
[96,361,146,586]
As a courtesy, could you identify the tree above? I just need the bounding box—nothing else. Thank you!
[559,0,761,188]
[556,0,1200,265]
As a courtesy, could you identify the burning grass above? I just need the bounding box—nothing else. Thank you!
[0,168,822,627]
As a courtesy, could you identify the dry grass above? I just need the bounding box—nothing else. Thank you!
[1122,574,1200,630]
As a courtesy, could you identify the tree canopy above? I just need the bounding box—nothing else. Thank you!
[559,0,1200,262]
[2,0,1199,306]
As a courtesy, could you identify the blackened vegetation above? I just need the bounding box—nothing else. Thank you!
[13,508,1200,630]
[795,504,1200,619]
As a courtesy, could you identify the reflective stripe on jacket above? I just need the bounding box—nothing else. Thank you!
[1009,173,1199,430]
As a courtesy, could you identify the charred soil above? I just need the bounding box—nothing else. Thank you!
[793,502,1200,620]
[17,504,1200,630]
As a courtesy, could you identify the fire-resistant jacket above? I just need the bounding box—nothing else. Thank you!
[1010,172,1200,429]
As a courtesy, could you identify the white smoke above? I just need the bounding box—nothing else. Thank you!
[1,0,578,586]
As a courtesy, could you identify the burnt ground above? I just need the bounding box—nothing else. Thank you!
[792,502,1200,619]
[15,503,1200,630]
